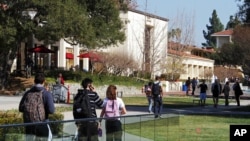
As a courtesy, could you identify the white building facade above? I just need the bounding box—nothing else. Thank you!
[100,9,169,77]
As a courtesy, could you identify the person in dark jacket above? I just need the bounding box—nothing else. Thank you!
[223,81,231,106]
[233,81,243,106]
[76,78,103,141]
[19,73,55,141]
[211,79,221,108]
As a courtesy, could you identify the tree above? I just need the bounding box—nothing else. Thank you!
[237,0,250,24]
[166,10,195,81]
[0,0,126,89]
[225,15,242,29]
[202,9,224,47]
[98,52,138,76]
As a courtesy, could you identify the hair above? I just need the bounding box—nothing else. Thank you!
[81,78,93,89]
[155,76,160,80]
[226,81,229,85]
[148,81,153,86]
[106,85,117,100]
[34,73,45,84]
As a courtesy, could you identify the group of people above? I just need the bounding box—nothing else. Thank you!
[185,76,243,107]
[19,73,127,141]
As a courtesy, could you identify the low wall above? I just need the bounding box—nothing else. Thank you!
[64,83,142,99]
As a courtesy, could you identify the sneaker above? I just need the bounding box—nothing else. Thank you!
[154,115,158,118]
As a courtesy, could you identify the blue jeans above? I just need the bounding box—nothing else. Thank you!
[153,96,162,116]
[147,96,153,112]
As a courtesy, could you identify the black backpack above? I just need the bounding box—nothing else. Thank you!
[152,82,161,96]
[73,89,91,120]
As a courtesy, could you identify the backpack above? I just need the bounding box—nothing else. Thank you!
[22,91,45,122]
[104,100,119,119]
[152,82,161,96]
[73,89,91,120]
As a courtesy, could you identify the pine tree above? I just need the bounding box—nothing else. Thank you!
[226,15,241,29]
[202,10,224,47]
[237,0,250,24]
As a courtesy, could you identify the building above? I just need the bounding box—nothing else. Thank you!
[100,9,169,77]
[167,48,214,81]
[211,29,233,48]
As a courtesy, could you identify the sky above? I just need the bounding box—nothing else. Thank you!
[136,0,242,47]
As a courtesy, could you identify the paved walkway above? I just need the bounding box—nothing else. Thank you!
[1,94,250,141]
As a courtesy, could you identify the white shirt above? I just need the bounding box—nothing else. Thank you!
[102,97,125,119]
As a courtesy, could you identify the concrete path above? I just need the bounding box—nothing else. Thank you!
[1,95,250,141]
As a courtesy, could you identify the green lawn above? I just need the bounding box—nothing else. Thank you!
[124,114,250,141]
[122,96,225,109]
[121,96,250,141]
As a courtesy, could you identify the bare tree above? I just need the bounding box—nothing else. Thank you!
[99,52,138,76]
[129,14,168,79]
[165,10,196,81]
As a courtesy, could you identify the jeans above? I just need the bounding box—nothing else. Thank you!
[153,96,162,116]
[147,96,153,112]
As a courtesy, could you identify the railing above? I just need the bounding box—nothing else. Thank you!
[0,112,249,141]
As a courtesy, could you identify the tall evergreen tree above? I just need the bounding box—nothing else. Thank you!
[202,10,224,47]
[226,15,241,29]
[237,0,250,24]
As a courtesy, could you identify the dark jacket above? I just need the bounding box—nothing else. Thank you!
[19,84,55,121]
[233,82,243,96]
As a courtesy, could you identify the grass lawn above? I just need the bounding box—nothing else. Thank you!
[124,114,250,141]
[121,96,250,141]
[122,96,225,109]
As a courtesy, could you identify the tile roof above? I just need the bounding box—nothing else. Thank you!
[167,49,214,61]
[211,29,233,36]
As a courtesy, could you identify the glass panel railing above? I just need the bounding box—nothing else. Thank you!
[0,112,250,141]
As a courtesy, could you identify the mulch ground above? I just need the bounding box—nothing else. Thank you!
[0,77,34,95]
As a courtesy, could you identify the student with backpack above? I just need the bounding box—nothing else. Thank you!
[19,73,55,141]
[73,78,103,141]
[99,85,127,141]
[152,76,163,118]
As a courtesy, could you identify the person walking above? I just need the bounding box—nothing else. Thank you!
[191,77,198,96]
[211,79,221,108]
[25,56,33,78]
[233,81,243,106]
[56,73,64,85]
[152,76,163,118]
[145,82,153,113]
[185,77,191,96]
[74,78,103,141]
[223,81,231,106]
[19,73,55,141]
[197,79,208,106]
[99,85,127,141]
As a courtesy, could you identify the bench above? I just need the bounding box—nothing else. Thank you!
[193,99,201,105]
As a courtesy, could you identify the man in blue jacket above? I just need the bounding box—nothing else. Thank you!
[19,73,55,141]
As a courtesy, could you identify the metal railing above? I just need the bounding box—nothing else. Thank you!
[0,112,249,141]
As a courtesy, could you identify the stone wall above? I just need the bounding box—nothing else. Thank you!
[64,83,142,99]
